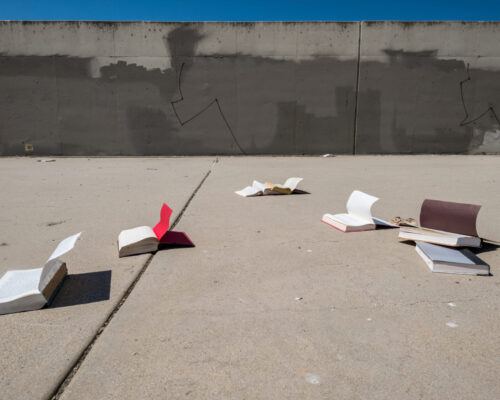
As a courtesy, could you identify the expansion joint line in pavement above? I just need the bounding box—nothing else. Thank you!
[48,158,217,400]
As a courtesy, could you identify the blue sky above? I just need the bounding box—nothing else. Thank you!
[1,0,500,21]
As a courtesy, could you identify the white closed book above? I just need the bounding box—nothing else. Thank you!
[399,226,481,248]
[415,241,489,275]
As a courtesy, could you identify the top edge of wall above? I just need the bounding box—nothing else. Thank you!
[0,20,498,23]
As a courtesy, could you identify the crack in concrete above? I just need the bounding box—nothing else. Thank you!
[48,158,217,400]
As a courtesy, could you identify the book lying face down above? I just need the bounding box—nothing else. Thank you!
[0,232,81,315]
[235,177,303,197]
[398,199,482,247]
[118,204,194,257]
[322,190,397,232]
[415,241,489,275]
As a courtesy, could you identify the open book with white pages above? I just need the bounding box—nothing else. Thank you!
[0,232,81,315]
[235,177,303,197]
[322,190,397,232]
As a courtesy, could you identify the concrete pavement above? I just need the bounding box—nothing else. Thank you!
[1,156,499,399]
[0,157,215,400]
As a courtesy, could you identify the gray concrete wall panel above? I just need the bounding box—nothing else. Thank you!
[356,21,500,154]
[1,21,499,155]
[0,22,358,155]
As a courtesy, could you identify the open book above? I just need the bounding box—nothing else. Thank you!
[118,204,194,257]
[415,241,489,275]
[235,177,303,197]
[322,190,396,232]
[0,232,81,315]
[398,199,482,247]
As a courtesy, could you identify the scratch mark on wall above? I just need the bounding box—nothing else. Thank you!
[460,63,500,126]
[170,62,246,154]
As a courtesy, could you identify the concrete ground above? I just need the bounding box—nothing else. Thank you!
[0,156,499,400]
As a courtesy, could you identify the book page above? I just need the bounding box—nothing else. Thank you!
[252,181,268,192]
[346,190,379,222]
[235,181,267,197]
[235,186,260,197]
[153,203,173,240]
[47,232,82,264]
[372,217,398,227]
[328,213,368,227]
[0,268,42,301]
[276,177,303,191]
[118,226,157,250]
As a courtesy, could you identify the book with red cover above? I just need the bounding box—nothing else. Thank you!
[118,204,194,257]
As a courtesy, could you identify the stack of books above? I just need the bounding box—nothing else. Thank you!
[398,199,489,276]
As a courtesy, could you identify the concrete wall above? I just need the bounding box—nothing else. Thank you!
[0,21,499,155]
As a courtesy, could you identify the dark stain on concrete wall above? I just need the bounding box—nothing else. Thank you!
[1,23,500,155]
[0,25,357,155]
[356,50,500,154]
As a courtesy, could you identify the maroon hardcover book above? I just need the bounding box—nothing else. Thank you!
[420,199,481,237]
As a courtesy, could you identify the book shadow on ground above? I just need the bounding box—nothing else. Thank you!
[473,242,500,255]
[158,243,196,251]
[398,240,416,246]
[375,225,399,230]
[49,270,112,309]
[259,190,311,197]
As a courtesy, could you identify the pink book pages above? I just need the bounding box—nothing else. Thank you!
[153,203,173,241]
[153,203,195,246]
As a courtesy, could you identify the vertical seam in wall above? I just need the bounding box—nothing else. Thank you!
[352,21,362,155]
[294,26,299,154]
[53,56,61,155]
[234,28,240,155]
[112,24,121,155]
[293,53,298,154]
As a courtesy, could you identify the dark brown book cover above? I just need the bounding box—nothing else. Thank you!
[420,199,481,237]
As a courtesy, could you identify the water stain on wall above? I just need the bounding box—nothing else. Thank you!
[356,50,500,154]
[1,24,500,155]
[0,25,357,155]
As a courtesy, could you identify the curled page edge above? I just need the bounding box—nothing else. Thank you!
[153,203,173,240]
[372,217,399,227]
[235,186,259,197]
[235,181,267,197]
[420,199,481,237]
[346,190,379,223]
[46,232,82,264]
[282,177,303,192]
[265,177,303,192]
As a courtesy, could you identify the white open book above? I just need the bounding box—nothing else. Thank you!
[235,177,303,197]
[0,232,81,315]
[322,190,396,232]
